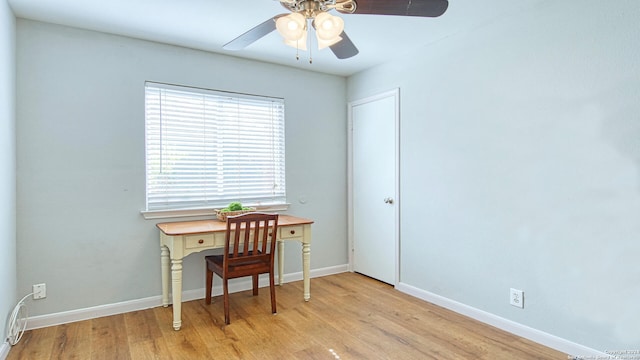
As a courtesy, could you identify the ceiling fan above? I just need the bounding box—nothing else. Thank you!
[223,0,449,60]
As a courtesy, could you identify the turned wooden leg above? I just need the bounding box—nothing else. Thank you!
[171,259,183,330]
[160,246,170,307]
[302,242,311,301]
[278,240,284,285]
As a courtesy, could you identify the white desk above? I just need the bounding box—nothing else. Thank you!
[157,214,313,330]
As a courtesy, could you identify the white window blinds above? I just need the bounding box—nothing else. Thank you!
[144,82,286,211]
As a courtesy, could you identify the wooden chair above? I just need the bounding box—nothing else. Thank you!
[205,212,279,324]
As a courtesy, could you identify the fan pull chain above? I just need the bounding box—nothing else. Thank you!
[308,28,313,64]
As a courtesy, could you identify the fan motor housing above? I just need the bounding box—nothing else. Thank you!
[280,0,356,17]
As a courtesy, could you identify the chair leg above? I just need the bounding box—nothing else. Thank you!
[205,267,213,305]
[223,278,230,325]
[269,270,277,315]
[252,274,259,296]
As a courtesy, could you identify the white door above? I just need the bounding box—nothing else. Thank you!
[349,89,399,285]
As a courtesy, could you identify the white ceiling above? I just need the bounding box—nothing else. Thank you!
[8,0,542,76]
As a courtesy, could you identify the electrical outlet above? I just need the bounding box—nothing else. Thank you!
[33,283,47,300]
[510,288,524,308]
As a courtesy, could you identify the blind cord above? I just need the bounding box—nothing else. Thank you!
[6,293,33,345]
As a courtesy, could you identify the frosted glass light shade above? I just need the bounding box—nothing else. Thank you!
[314,12,344,41]
[276,13,306,41]
[283,28,308,50]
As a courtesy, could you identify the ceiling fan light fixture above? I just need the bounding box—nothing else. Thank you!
[276,12,306,41]
[314,12,344,41]
[283,28,308,50]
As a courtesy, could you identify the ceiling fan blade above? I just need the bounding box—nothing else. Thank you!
[330,32,359,59]
[344,0,449,17]
[223,14,287,51]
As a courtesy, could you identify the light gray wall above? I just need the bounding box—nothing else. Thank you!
[348,0,639,351]
[0,0,17,343]
[16,19,348,316]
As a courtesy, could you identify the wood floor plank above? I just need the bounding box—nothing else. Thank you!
[7,273,569,359]
[124,309,164,345]
[280,305,386,359]
[127,339,173,360]
[180,300,227,341]
[50,320,92,359]
[90,314,131,360]
[323,288,486,358]
[152,305,216,359]
[5,325,57,360]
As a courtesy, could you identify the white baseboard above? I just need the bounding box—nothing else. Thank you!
[396,282,608,358]
[0,341,10,360]
[25,264,349,331]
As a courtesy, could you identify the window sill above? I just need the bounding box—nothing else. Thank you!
[141,204,291,220]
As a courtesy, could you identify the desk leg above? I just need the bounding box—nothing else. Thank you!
[160,246,170,307]
[278,240,284,286]
[171,259,183,330]
[302,242,311,301]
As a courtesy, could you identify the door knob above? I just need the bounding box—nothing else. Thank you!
[384,197,394,204]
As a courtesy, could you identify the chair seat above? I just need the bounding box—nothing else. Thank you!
[206,252,271,278]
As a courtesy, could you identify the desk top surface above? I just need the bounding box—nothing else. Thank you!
[156,214,314,236]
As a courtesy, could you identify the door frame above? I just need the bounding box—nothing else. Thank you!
[347,88,400,286]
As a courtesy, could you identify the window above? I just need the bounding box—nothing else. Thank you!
[144,82,286,213]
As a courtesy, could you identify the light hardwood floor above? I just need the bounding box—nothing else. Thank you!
[7,272,568,359]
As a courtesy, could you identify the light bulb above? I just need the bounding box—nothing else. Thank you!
[288,20,299,31]
[276,13,306,41]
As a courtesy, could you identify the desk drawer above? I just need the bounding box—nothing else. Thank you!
[280,226,304,239]
[185,234,215,249]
